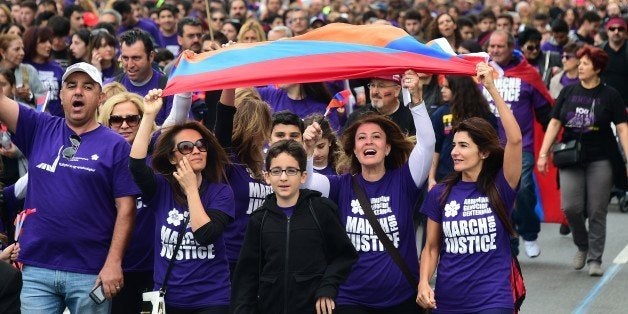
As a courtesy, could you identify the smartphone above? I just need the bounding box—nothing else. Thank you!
[89,284,106,304]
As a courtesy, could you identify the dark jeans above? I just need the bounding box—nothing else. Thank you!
[513,151,541,241]
[112,270,153,314]
[335,296,424,314]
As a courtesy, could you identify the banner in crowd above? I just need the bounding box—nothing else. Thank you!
[162,23,482,95]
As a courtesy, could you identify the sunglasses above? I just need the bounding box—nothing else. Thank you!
[173,139,208,155]
[109,115,141,127]
[524,45,540,52]
[62,134,81,160]
[562,54,575,60]
[608,27,626,32]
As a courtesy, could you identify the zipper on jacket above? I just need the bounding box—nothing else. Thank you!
[283,216,291,314]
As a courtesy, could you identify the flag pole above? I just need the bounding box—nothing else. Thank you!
[205,0,214,42]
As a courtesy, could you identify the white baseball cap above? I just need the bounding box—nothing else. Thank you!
[62,62,103,88]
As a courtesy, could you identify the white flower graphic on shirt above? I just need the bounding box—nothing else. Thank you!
[444,200,460,218]
[91,154,99,160]
[351,199,364,215]
[167,209,184,226]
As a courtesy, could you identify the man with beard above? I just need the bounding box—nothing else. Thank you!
[229,0,248,21]
[345,75,416,136]
[600,17,628,107]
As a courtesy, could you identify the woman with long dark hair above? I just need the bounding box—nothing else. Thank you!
[23,26,64,117]
[417,63,522,313]
[428,75,497,190]
[130,89,234,313]
[303,70,434,313]
[88,29,122,82]
[427,13,462,51]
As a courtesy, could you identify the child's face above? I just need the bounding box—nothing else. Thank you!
[313,137,331,168]
[270,124,302,145]
[265,152,306,205]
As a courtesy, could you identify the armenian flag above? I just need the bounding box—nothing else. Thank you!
[162,23,482,96]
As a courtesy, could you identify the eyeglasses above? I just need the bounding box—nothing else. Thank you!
[212,17,225,22]
[185,33,203,39]
[562,53,575,60]
[62,134,81,160]
[367,83,398,89]
[268,167,301,176]
[608,27,626,32]
[109,115,141,127]
[173,139,208,155]
[90,28,109,37]
[524,45,540,52]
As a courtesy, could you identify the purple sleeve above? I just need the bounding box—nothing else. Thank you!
[208,184,235,219]
[111,142,141,198]
[13,105,46,157]
[420,185,444,223]
[532,85,550,110]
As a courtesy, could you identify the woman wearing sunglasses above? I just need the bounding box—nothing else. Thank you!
[518,27,561,87]
[130,89,234,314]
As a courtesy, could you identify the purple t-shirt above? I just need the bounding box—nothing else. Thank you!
[314,164,336,176]
[118,19,164,48]
[115,69,172,125]
[14,105,140,273]
[122,196,154,272]
[326,164,419,307]
[559,73,579,87]
[27,60,64,117]
[541,40,562,55]
[163,33,180,56]
[421,170,517,313]
[147,175,234,308]
[222,159,272,265]
[482,68,550,152]
[258,86,341,131]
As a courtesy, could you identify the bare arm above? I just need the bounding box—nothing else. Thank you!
[536,118,562,174]
[0,94,21,133]
[616,123,628,165]
[478,63,522,188]
[97,196,135,299]
[428,153,440,191]
[417,218,441,309]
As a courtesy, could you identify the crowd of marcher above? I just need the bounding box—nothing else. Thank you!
[0,0,626,313]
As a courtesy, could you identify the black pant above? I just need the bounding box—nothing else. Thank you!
[166,305,229,314]
[335,296,424,314]
[112,270,153,314]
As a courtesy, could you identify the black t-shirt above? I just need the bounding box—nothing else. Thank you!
[552,83,627,162]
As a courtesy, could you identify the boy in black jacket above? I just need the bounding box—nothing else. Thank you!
[231,140,358,314]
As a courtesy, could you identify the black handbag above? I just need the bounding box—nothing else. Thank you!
[552,139,581,168]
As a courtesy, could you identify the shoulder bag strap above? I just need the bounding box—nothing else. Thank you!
[351,176,417,290]
[160,214,190,293]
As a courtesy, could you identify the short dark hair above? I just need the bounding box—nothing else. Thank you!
[202,32,228,45]
[19,1,37,12]
[478,10,496,22]
[517,27,542,47]
[582,11,601,23]
[404,9,421,22]
[63,4,84,18]
[158,4,179,17]
[497,13,513,25]
[550,18,569,33]
[265,140,307,172]
[0,68,16,87]
[272,111,305,134]
[155,48,175,64]
[120,29,155,56]
[112,0,132,15]
[177,17,203,36]
[92,22,116,35]
[47,16,71,37]
[34,11,55,26]
[457,17,475,29]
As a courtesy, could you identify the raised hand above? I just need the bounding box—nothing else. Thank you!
[303,122,322,156]
[143,89,163,115]
[476,62,496,89]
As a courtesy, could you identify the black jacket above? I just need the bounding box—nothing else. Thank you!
[231,189,358,314]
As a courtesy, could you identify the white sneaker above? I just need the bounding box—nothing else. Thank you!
[524,240,540,258]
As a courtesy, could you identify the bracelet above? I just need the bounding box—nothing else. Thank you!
[539,153,547,158]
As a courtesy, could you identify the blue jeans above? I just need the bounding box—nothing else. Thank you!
[513,151,540,241]
[21,265,111,314]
